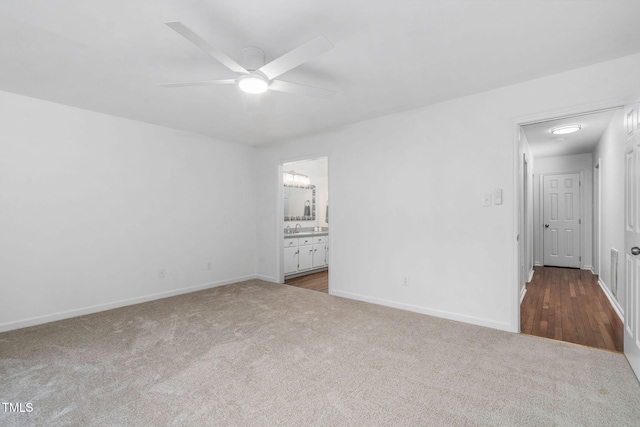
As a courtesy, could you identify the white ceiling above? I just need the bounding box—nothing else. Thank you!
[2,0,640,146]
[523,109,618,158]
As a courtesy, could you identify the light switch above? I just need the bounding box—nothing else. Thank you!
[493,188,503,205]
[482,194,492,207]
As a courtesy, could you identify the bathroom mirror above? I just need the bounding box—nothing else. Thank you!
[284,184,316,221]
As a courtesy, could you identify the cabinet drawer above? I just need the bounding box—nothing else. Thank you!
[312,235,328,244]
[298,236,313,246]
[284,238,298,248]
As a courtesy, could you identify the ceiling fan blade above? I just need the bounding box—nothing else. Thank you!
[269,80,335,98]
[159,79,236,88]
[165,22,248,75]
[258,35,333,80]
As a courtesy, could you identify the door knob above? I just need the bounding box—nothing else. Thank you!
[632,247,640,256]
[544,224,549,228]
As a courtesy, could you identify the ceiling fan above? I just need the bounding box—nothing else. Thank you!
[160,22,335,98]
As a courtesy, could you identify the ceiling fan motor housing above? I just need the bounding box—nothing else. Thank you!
[241,47,265,72]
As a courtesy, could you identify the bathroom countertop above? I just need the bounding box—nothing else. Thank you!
[284,231,329,238]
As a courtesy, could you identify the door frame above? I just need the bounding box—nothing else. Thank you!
[512,101,624,332]
[276,154,331,289]
[520,153,529,298]
[539,170,583,268]
[594,161,601,275]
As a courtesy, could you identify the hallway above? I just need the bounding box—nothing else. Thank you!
[521,266,623,352]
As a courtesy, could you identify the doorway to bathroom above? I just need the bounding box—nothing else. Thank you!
[281,157,329,293]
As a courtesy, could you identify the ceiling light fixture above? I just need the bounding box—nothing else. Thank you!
[238,74,269,94]
[551,124,582,135]
[283,171,310,186]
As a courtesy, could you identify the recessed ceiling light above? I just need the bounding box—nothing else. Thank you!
[551,124,582,135]
[238,74,269,94]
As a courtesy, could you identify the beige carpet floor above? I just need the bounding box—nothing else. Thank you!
[1,279,640,426]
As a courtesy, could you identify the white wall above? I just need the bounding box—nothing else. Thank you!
[532,153,593,269]
[4,53,640,334]
[593,109,625,315]
[0,91,257,331]
[255,52,640,332]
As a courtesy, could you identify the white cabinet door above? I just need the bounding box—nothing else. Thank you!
[312,243,326,268]
[325,244,329,266]
[298,245,313,270]
[284,247,299,275]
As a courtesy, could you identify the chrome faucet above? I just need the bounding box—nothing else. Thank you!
[295,223,302,234]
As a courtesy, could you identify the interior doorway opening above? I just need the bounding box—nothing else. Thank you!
[280,157,329,293]
[516,106,624,351]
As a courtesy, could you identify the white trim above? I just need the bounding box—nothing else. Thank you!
[534,261,543,266]
[277,162,285,283]
[513,101,624,128]
[528,268,535,283]
[593,161,601,276]
[520,287,527,304]
[332,289,513,332]
[255,274,278,283]
[0,275,259,333]
[598,278,624,321]
[512,122,521,333]
[582,265,595,274]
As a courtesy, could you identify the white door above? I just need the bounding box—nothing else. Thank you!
[543,173,581,268]
[624,103,640,380]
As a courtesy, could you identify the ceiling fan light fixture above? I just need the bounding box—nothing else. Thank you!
[238,75,269,94]
[551,124,582,135]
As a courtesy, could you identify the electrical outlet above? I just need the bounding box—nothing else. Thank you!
[207,262,213,270]
[493,188,503,205]
[158,269,166,278]
[482,194,492,207]
[402,275,409,286]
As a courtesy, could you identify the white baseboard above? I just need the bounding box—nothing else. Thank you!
[527,268,535,283]
[598,278,624,321]
[534,262,543,267]
[331,289,515,333]
[520,286,527,304]
[582,265,595,274]
[255,274,278,283]
[0,275,259,333]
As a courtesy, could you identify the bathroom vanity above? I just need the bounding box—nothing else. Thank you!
[284,231,329,277]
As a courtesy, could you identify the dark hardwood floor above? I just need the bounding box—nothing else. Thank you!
[521,266,623,352]
[285,270,328,293]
